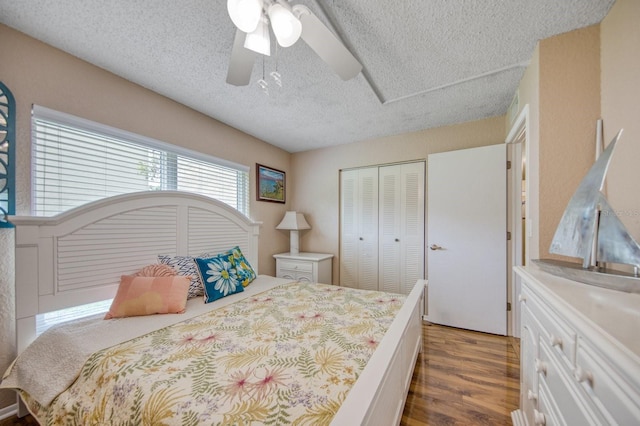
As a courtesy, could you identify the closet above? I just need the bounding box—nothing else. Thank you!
[340,161,425,294]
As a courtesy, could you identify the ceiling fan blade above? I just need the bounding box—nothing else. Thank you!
[226,29,256,86]
[293,5,362,81]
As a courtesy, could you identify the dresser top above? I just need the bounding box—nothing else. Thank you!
[517,265,640,358]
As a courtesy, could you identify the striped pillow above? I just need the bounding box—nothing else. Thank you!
[158,254,213,299]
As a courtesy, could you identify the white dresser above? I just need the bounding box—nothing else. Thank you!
[512,266,640,425]
[273,252,333,284]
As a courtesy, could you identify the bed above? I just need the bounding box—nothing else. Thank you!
[2,191,424,425]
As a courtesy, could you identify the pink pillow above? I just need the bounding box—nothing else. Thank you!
[132,263,177,277]
[105,275,190,319]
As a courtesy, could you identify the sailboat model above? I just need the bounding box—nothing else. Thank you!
[534,129,640,293]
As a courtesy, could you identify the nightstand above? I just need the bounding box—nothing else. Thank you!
[273,252,334,284]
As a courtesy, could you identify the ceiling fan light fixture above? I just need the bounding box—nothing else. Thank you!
[227,0,263,33]
[244,15,271,56]
[268,3,302,47]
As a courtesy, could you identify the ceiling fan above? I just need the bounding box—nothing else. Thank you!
[226,0,362,86]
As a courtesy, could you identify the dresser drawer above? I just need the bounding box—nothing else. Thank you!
[522,289,577,366]
[537,340,599,425]
[576,339,640,425]
[537,379,562,426]
[278,260,313,273]
[520,304,542,426]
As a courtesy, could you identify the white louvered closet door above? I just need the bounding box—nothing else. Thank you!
[379,162,425,294]
[340,167,379,290]
[341,162,424,293]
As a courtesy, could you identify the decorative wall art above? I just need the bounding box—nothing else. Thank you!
[256,163,285,203]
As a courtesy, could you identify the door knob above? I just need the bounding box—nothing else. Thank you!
[429,244,443,251]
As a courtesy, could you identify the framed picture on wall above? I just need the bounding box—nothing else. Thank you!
[256,164,285,203]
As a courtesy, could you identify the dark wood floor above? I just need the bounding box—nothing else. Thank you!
[401,322,520,425]
[1,323,520,426]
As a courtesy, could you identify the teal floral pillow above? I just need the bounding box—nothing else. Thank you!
[226,246,256,287]
[195,255,244,303]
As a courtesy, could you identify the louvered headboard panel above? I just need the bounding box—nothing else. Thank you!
[57,206,178,294]
[11,191,260,351]
[187,207,252,256]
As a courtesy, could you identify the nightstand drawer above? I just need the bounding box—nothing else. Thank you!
[278,260,313,273]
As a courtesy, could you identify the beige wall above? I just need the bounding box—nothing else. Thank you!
[538,25,602,261]
[600,0,640,244]
[290,116,506,284]
[0,24,292,408]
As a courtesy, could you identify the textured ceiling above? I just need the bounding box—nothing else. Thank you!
[0,0,615,153]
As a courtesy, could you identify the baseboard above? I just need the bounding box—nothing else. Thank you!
[0,403,17,420]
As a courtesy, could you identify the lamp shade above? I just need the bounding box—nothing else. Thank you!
[268,3,302,47]
[227,0,263,33]
[276,211,311,230]
[244,15,271,56]
[277,211,310,255]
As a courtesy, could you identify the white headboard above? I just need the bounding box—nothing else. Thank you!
[11,191,261,351]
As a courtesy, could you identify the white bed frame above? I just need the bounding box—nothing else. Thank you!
[11,191,423,425]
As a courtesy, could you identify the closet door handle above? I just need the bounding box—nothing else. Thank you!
[395,238,400,242]
[359,237,363,241]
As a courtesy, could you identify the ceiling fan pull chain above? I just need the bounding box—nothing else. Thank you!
[258,55,269,95]
[270,71,282,88]
[271,42,282,88]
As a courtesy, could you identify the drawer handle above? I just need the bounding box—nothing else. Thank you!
[527,389,538,402]
[550,334,563,348]
[533,409,546,425]
[574,366,593,386]
[518,294,527,303]
[535,359,547,376]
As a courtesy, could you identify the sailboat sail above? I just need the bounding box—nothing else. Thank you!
[537,128,640,292]
[597,193,640,267]
[549,130,623,267]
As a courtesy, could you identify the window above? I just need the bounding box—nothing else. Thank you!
[31,105,250,217]
[31,105,250,330]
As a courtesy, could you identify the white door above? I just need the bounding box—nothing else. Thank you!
[427,144,507,335]
[378,162,425,294]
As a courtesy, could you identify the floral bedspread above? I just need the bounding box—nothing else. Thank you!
[25,282,406,425]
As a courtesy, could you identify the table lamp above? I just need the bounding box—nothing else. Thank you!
[276,211,310,255]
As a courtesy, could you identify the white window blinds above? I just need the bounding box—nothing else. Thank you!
[31,105,250,216]
[36,299,112,336]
